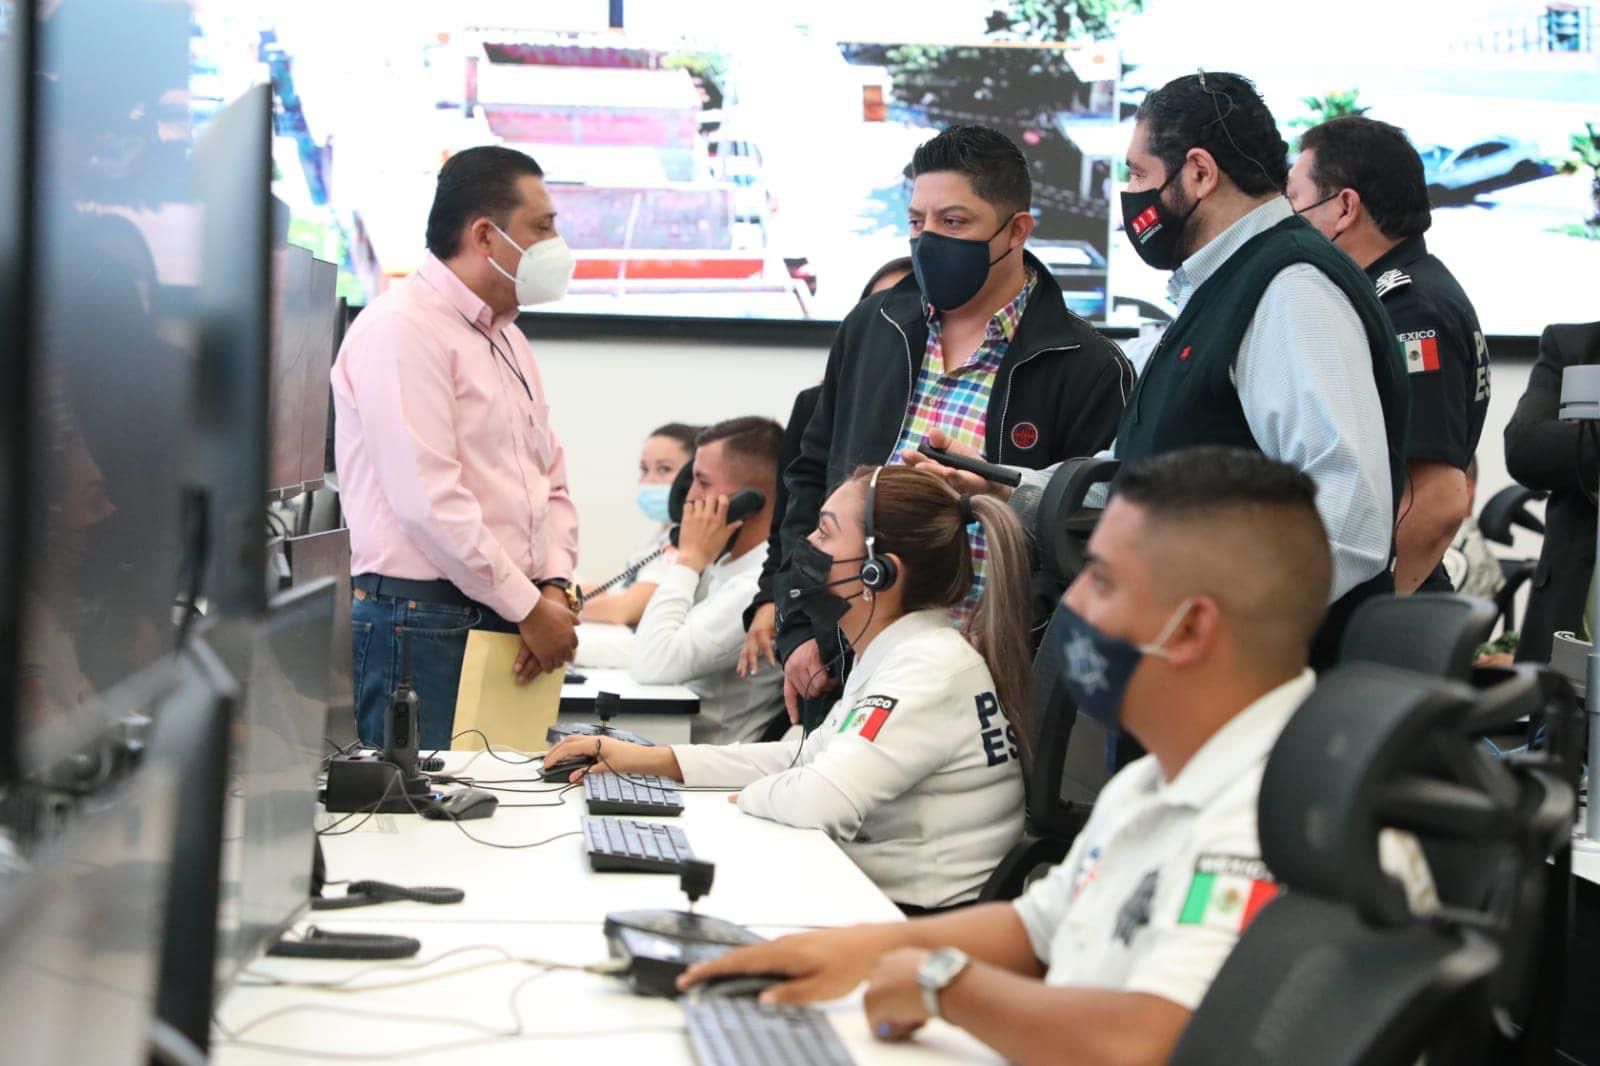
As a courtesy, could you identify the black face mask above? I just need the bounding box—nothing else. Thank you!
[785,539,865,635]
[1120,165,1199,271]
[910,216,1017,311]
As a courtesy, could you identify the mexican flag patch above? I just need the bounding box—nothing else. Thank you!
[1398,330,1441,374]
[1177,855,1279,933]
[837,696,897,742]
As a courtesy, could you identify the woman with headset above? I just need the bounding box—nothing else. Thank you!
[544,465,1031,912]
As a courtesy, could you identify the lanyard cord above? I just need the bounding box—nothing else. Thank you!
[458,313,532,402]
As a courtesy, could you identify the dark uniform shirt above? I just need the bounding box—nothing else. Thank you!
[1367,236,1490,471]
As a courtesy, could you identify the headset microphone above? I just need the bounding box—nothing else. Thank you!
[859,466,898,592]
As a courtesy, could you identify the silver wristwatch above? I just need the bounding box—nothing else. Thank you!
[917,947,971,1020]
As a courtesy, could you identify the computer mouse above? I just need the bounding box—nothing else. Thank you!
[540,755,596,782]
[421,787,499,821]
[694,973,787,999]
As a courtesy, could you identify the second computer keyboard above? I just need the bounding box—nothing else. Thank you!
[684,994,855,1066]
[581,816,694,873]
[583,772,683,816]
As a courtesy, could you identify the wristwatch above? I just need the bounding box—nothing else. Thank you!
[917,947,971,1020]
[538,578,582,613]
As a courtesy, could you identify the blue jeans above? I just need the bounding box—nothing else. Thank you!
[350,589,519,752]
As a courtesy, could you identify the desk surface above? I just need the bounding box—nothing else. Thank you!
[213,921,1002,1065]
[215,752,991,1064]
[562,668,699,714]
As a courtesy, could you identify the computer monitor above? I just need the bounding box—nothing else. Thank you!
[148,636,239,1056]
[0,650,197,1064]
[12,0,199,776]
[299,257,339,492]
[286,529,354,744]
[324,297,350,480]
[0,4,35,784]
[207,576,335,987]
[268,243,315,499]
[193,84,274,617]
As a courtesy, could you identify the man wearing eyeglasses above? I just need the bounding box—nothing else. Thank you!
[1288,116,1490,597]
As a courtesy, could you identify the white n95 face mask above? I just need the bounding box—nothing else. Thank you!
[489,223,574,306]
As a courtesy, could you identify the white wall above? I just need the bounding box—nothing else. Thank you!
[532,331,1545,583]
[533,334,828,583]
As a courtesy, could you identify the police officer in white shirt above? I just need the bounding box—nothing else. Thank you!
[625,417,786,744]
[546,465,1034,910]
[678,448,1425,1063]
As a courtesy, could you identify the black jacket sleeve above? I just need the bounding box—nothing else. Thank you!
[1505,325,1600,494]
[745,385,822,629]
[1059,340,1132,458]
[774,329,848,662]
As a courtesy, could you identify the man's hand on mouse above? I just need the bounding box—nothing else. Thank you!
[541,735,684,782]
[677,925,901,1006]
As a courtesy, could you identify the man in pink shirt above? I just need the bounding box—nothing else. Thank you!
[331,145,580,749]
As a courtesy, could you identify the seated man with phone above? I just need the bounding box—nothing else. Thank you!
[628,417,786,744]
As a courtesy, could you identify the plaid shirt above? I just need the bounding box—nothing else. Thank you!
[889,270,1037,619]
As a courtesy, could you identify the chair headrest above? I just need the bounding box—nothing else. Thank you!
[1260,663,1477,926]
[1477,484,1546,545]
[1033,457,1120,583]
[1340,593,1498,681]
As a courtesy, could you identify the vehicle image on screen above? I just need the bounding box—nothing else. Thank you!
[1031,237,1109,321]
[1423,136,1549,199]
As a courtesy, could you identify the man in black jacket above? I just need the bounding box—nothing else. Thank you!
[774,126,1132,728]
[1506,321,1600,663]
[739,259,914,691]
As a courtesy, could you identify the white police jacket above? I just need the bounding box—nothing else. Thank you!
[671,609,1025,908]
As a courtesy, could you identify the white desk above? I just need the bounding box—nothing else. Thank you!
[560,668,699,746]
[213,921,1001,1065]
[215,753,997,1064]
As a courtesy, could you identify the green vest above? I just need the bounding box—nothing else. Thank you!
[1115,215,1410,507]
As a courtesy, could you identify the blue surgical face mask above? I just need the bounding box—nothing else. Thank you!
[1054,598,1194,736]
[636,483,672,524]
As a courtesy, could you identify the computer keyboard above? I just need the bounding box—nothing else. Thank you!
[583,772,683,817]
[683,994,855,1066]
[581,816,694,873]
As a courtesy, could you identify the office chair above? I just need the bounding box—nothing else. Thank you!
[1478,485,1545,634]
[1479,485,1546,545]
[978,602,1131,902]
[1340,592,1498,680]
[979,464,1138,903]
[1031,457,1121,588]
[1423,665,1581,1065]
[1171,663,1505,1065]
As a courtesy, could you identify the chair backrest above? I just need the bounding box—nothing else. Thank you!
[1174,663,1505,1064]
[1031,457,1120,586]
[1177,662,1576,1065]
[1170,894,1499,1066]
[1261,663,1476,923]
[1023,605,1099,841]
[1340,592,1497,681]
[1477,484,1546,546]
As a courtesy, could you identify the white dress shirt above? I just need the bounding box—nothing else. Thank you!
[628,545,784,744]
